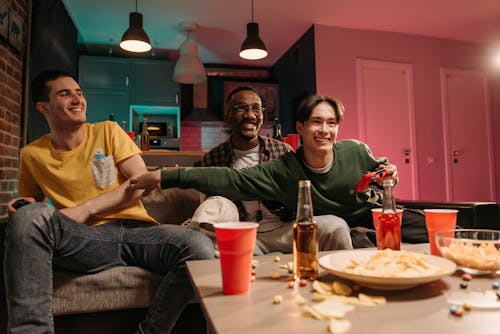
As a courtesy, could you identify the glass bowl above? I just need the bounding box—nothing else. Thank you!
[435,229,500,275]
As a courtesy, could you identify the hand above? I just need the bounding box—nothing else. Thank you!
[376,164,398,186]
[7,197,36,214]
[128,170,161,196]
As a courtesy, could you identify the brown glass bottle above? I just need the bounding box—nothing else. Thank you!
[140,117,150,151]
[292,180,318,280]
[272,117,282,141]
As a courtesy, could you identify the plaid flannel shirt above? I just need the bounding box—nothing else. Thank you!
[195,135,295,221]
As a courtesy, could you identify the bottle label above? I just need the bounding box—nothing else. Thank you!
[377,213,401,250]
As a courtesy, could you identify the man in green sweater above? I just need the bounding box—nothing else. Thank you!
[130,95,428,244]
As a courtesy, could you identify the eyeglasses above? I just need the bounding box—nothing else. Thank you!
[231,103,265,115]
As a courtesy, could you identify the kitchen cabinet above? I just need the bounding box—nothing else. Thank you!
[83,88,130,125]
[79,56,130,89]
[78,55,179,128]
[131,59,179,105]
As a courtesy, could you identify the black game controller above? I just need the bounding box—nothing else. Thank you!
[11,199,31,210]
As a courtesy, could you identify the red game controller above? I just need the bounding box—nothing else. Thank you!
[355,167,390,193]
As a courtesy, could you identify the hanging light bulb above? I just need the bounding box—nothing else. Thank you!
[120,0,152,53]
[239,0,268,60]
[173,21,207,84]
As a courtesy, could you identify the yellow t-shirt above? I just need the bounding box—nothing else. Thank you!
[18,121,157,226]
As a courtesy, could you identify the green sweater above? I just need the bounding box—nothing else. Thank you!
[161,140,387,225]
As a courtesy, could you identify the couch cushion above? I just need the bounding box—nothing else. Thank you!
[141,187,202,225]
[52,266,161,315]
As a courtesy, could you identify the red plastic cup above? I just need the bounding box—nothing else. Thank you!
[214,222,258,295]
[371,208,404,249]
[282,136,290,145]
[126,131,135,140]
[424,209,458,256]
[287,134,300,151]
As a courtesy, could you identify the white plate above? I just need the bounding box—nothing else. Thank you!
[319,250,457,290]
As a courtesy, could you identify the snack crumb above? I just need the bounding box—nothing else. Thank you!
[287,281,295,288]
[274,256,281,262]
[271,272,281,279]
[273,295,283,304]
[299,279,308,287]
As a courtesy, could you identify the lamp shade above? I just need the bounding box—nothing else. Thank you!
[173,40,207,84]
[239,22,267,60]
[120,12,152,52]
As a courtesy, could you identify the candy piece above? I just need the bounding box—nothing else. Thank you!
[459,282,468,289]
[449,305,457,314]
[461,273,472,281]
[274,256,281,262]
[287,281,295,288]
[273,295,283,304]
[271,272,281,279]
[463,303,472,311]
[299,279,308,287]
[252,260,259,269]
[492,281,499,289]
[453,306,464,316]
[251,269,256,276]
[250,275,256,282]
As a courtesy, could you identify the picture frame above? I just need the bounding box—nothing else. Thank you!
[223,81,279,124]
[8,9,22,51]
[0,0,8,40]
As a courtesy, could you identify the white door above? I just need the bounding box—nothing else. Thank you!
[440,68,496,202]
[356,59,419,200]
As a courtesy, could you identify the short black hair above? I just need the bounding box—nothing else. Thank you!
[295,95,345,124]
[31,70,72,104]
[225,85,258,104]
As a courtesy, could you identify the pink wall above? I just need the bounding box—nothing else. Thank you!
[314,25,500,202]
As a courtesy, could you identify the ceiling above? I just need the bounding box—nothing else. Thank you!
[61,0,500,67]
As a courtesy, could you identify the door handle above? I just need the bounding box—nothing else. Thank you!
[402,148,410,163]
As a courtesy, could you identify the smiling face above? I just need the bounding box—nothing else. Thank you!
[36,76,87,131]
[226,89,264,144]
[296,102,339,167]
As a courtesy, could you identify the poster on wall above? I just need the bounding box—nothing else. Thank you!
[223,81,279,124]
[8,9,22,51]
[0,0,8,40]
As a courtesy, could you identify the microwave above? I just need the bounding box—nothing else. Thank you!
[140,121,175,138]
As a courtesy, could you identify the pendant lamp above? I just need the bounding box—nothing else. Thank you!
[120,0,152,53]
[239,0,268,60]
[173,21,207,84]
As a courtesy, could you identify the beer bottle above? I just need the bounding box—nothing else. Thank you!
[377,178,401,250]
[272,117,282,141]
[293,180,318,280]
[140,117,150,151]
[109,113,116,122]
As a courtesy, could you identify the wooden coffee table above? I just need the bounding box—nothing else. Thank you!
[186,244,500,334]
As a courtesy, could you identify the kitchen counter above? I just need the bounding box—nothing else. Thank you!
[141,150,207,168]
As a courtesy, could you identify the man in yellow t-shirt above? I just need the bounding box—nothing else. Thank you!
[5,70,214,334]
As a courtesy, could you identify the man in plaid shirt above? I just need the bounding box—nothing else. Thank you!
[195,86,352,254]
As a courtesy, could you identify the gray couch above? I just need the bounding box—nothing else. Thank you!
[0,187,203,334]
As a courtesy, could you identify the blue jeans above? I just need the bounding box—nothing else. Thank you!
[3,203,215,334]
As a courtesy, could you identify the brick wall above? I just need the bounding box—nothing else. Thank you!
[0,0,28,221]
